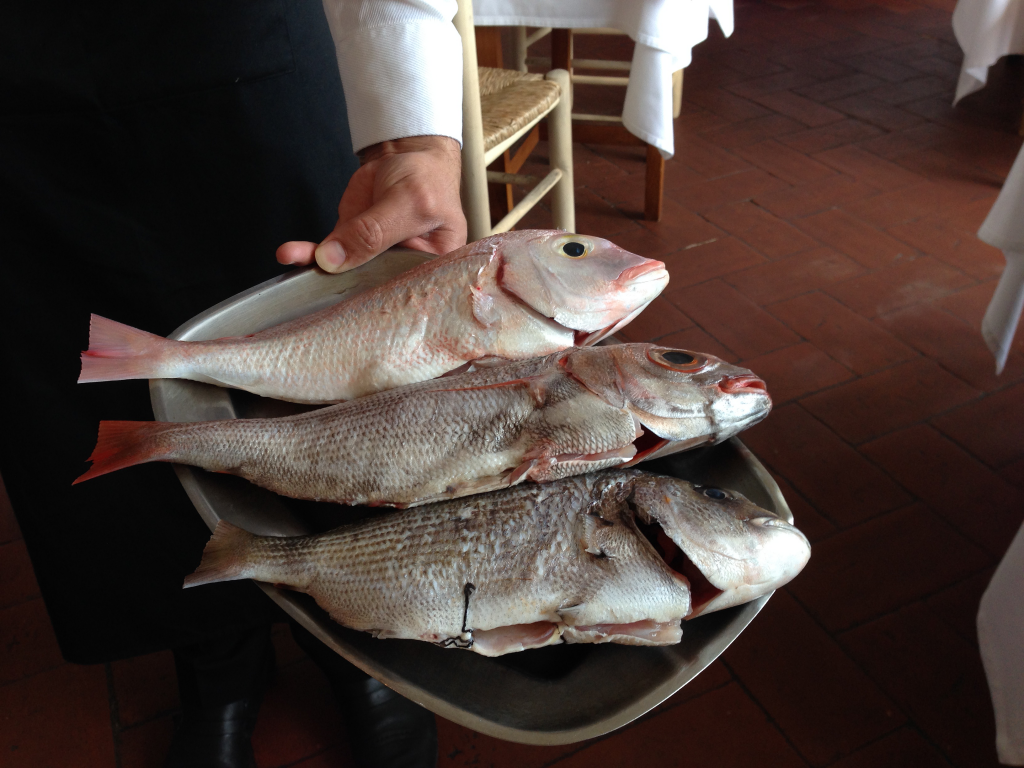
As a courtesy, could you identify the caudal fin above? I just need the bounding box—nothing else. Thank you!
[184,521,256,588]
[79,314,172,383]
[74,420,177,484]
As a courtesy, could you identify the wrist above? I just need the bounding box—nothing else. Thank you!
[358,135,461,165]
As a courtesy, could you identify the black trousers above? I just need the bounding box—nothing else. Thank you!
[0,0,360,663]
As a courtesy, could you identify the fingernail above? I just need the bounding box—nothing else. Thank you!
[315,241,346,272]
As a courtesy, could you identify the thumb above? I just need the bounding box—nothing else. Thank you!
[315,196,431,274]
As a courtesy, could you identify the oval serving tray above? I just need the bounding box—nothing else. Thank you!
[149,249,791,746]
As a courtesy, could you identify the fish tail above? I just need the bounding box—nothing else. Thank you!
[184,521,257,588]
[78,314,174,383]
[73,420,178,484]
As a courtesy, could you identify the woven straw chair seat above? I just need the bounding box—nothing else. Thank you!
[478,67,561,152]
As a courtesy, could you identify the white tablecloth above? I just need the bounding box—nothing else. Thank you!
[978,521,1024,766]
[977,141,1024,767]
[979,142,1024,374]
[473,0,735,156]
[952,0,1024,103]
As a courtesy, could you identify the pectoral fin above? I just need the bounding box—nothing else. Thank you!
[524,445,637,483]
[470,286,501,329]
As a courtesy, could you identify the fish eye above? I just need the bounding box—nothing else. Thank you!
[664,351,694,365]
[703,487,728,500]
[555,236,593,259]
[647,348,707,373]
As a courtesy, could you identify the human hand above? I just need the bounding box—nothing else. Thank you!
[276,135,467,273]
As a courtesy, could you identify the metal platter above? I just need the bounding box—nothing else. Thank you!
[149,250,792,746]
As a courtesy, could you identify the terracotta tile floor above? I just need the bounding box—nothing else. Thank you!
[3,0,1024,765]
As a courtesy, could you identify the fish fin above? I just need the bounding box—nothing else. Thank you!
[556,603,586,621]
[466,355,516,369]
[562,619,683,646]
[471,622,562,656]
[439,356,513,379]
[428,374,549,400]
[524,446,637,483]
[470,285,501,329]
[79,314,173,383]
[506,458,541,486]
[183,521,255,588]
[410,472,518,505]
[73,420,176,484]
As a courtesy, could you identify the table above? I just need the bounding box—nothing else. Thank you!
[473,0,735,158]
[952,0,1024,104]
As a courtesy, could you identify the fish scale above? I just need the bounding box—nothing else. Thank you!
[79,231,669,403]
[184,470,810,656]
[77,345,774,506]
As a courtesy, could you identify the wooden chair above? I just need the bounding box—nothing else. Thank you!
[518,28,683,222]
[454,0,575,241]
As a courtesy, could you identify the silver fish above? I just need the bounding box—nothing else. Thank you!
[184,470,811,656]
[75,344,772,507]
[78,231,668,403]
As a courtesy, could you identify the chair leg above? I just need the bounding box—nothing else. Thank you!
[513,27,528,73]
[546,69,575,234]
[644,144,664,222]
[453,0,491,241]
[672,69,684,119]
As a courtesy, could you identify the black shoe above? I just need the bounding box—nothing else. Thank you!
[339,676,438,768]
[163,698,260,768]
[289,622,438,768]
[165,626,276,768]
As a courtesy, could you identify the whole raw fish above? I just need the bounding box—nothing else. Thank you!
[78,231,668,403]
[184,470,810,656]
[75,344,771,506]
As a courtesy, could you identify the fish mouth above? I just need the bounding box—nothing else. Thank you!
[618,261,669,285]
[632,504,724,618]
[719,375,768,394]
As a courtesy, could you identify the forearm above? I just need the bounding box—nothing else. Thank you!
[320,0,463,152]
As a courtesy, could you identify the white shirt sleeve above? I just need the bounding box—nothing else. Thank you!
[320,0,463,152]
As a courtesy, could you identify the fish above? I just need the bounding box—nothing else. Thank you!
[78,230,669,403]
[183,470,811,656]
[74,343,772,507]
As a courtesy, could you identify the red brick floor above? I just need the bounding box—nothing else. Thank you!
[3,0,1024,765]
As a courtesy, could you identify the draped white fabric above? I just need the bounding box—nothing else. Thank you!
[952,0,1024,104]
[979,144,1024,375]
[473,0,735,156]
[978,520,1024,766]
[976,142,1024,766]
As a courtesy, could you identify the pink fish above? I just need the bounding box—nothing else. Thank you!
[79,231,668,403]
[74,344,771,507]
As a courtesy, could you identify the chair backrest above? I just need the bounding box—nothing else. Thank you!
[453,0,491,239]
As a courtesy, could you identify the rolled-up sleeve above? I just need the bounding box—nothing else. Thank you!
[320,0,463,152]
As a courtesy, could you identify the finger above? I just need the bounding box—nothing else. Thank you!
[276,241,317,265]
[315,193,440,273]
[400,224,468,257]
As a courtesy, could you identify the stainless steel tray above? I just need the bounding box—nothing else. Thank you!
[150,250,792,746]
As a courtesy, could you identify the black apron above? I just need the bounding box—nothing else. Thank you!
[0,0,360,663]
